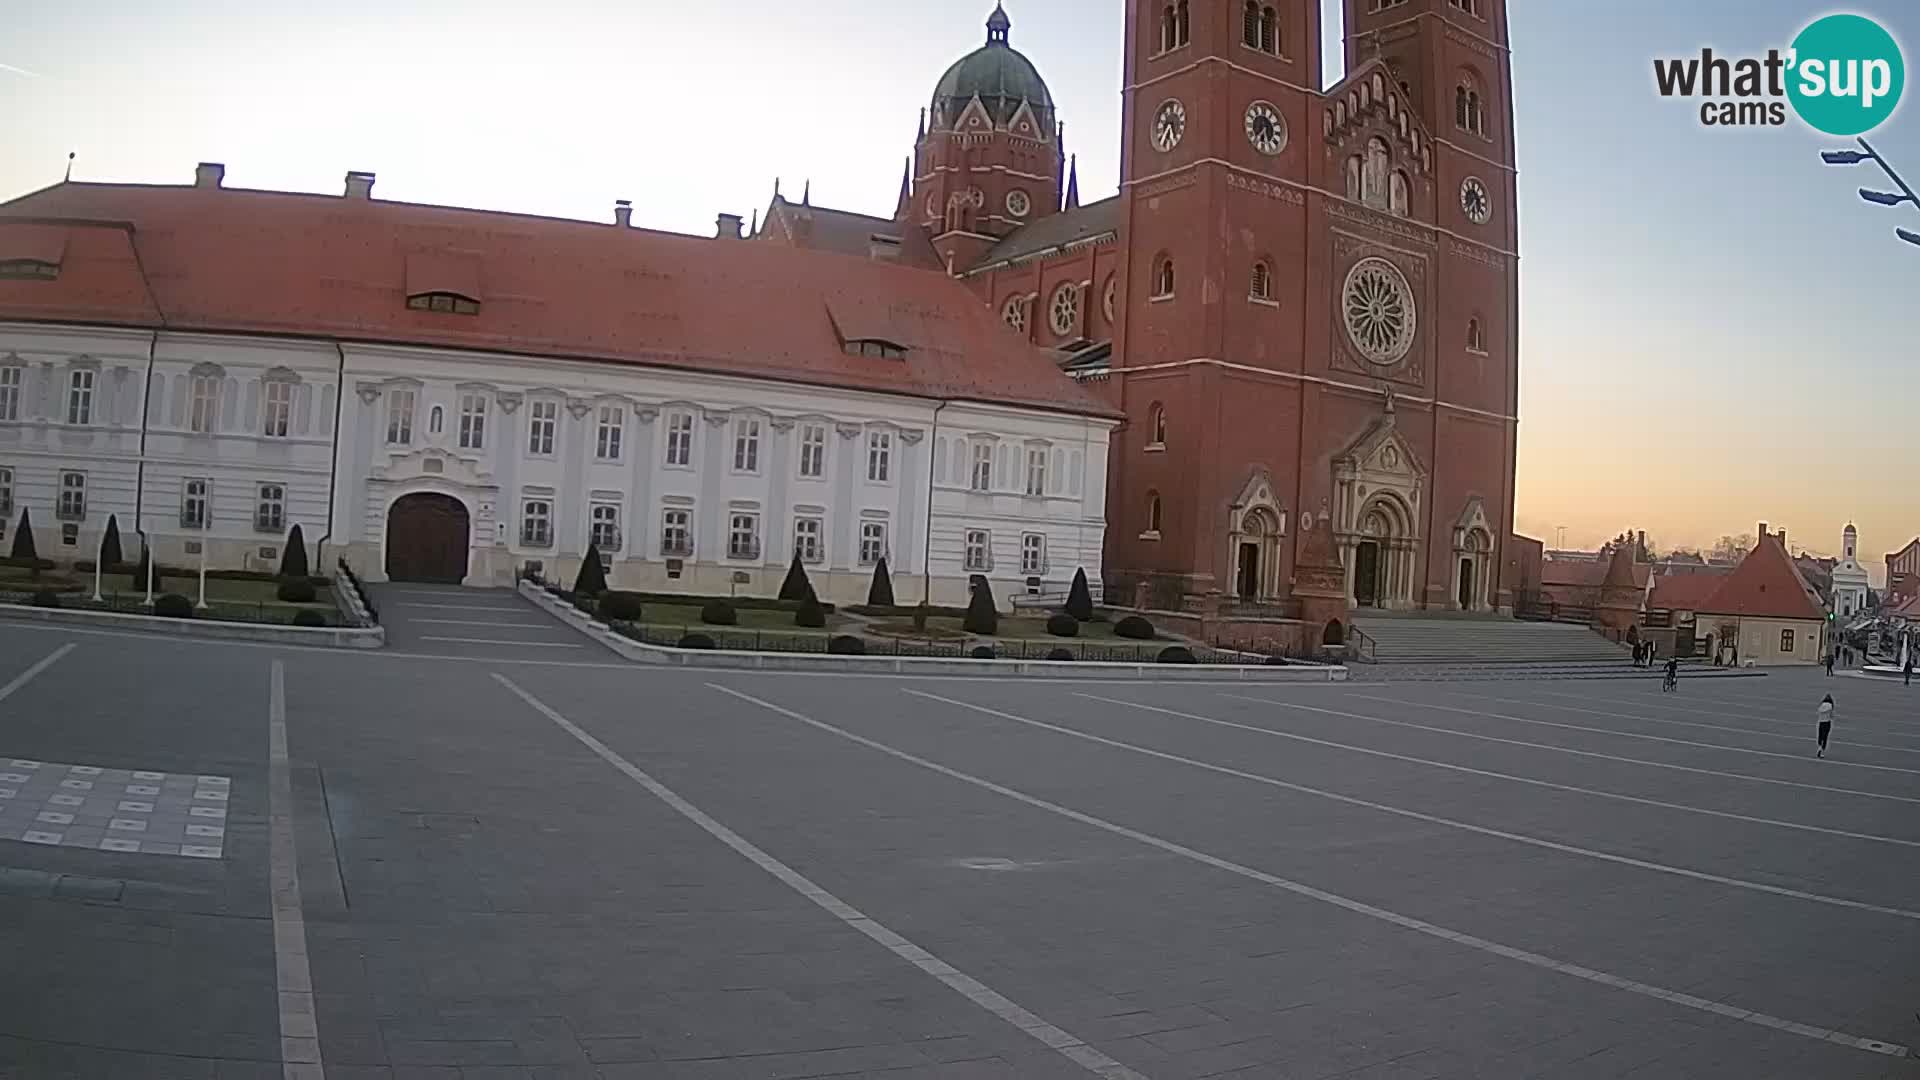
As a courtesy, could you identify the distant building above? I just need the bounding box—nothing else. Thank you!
[1888,537,1920,604]
[1693,523,1827,666]
[1829,524,1870,623]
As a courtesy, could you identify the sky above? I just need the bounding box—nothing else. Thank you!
[1,1,1913,575]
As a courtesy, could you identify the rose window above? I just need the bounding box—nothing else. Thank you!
[1341,257,1416,365]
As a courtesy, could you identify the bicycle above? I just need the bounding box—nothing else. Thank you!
[1662,671,1678,693]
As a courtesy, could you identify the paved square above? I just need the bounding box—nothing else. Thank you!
[0,756,227,858]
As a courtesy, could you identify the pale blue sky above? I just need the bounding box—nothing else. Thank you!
[0,1,1913,565]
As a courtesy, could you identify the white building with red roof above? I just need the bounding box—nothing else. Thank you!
[1692,524,1829,666]
[0,165,1118,605]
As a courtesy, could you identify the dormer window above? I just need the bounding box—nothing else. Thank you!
[844,339,908,360]
[406,292,479,315]
[0,259,58,280]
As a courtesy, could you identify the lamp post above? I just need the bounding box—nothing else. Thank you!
[144,538,156,606]
[91,525,105,603]
[1821,138,1920,248]
[197,517,209,611]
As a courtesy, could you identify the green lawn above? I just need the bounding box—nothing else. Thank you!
[625,602,851,633]
[867,615,1133,643]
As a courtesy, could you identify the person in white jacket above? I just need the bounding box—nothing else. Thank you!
[1816,694,1835,759]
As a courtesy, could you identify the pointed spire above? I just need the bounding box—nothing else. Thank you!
[894,158,913,219]
[773,176,782,202]
[750,208,760,236]
[986,2,1010,46]
[917,107,927,140]
[802,179,811,206]
[1064,154,1080,210]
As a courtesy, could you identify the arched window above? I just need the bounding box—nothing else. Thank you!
[1148,403,1167,447]
[1242,1,1260,48]
[1152,255,1175,299]
[1363,137,1391,208]
[1467,316,1486,353]
[1147,492,1164,534]
[1388,170,1409,217]
[1261,6,1279,53]
[428,405,444,434]
[1345,155,1363,200]
[1161,5,1177,51]
[1456,73,1487,135]
[1249,260,1273,301]
[1176,1,1189,46]
[1243,3,1278,53]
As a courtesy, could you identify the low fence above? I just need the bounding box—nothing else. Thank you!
[0,586,343,627]
[605,621,1289,665]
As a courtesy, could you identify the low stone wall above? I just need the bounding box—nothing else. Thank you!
[0,602,386,649]
[521,584,1344,682]
[1102,606,1310,656]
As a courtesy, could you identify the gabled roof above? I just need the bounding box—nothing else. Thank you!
[1697,532,1827,621]
[1649,573,1723,613]
[973,196,1118,270]
[757,195,942,269]
[0,179,1114,419]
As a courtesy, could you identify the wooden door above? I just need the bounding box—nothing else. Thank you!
[385,494,470,584]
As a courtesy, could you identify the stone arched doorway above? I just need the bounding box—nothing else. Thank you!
[1232,507,1283,600]
[386,493,471,584]
[1349,497,1416,608]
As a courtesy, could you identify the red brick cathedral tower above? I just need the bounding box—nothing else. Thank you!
[908,3,1067,272]
[1105,0,1518,616]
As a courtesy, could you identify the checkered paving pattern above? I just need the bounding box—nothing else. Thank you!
[0,758,228,858]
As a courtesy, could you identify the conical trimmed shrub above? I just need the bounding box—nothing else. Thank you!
[867,556,895,607]
[8,508,35,561]
[572,544,608,596]
[779,551,814,602]
[963,574,998,636]
[279,524,309,579]
[100,515,124,569]
[1065,567,1094,621]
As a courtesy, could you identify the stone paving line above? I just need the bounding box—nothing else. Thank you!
[270,660,324,1080]
[488,671,1151,1080]
[1223,692,1920,807]
[916,690,1920,922]
[1434,686,1920,755]
[0,642,74,706]
[711,682,1914,1063]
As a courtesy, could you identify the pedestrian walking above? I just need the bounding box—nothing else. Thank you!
[1906,654,1914,687]
[1825,652,1835,677]
[1816,694,1834,758]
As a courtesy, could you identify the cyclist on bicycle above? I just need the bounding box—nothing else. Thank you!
[1663,655,1679,691]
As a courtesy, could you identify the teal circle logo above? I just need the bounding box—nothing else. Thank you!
[1787,14,1905,136]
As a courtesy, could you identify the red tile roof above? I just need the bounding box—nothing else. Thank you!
[757,195,943,269]
[1697,532,1826,621]
[0,180,1114,419]
[1648,573,1723,613]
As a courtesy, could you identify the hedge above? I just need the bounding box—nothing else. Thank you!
[292,610,328,628]
[1114,615,1156,640]
[846,603,968,619]
[677,632,716,650]
[1156,646,1196,664]
[581,591,833,614]
[598,591,646,622]
[794,598,827,629]
[276,578,318,604]
[1045,613,1079,638]
[828,635,867,656]
[700,600,738,626]
[970,645,995,660]
[30,589,60,609]
[1046,647,1075,661]
[153,594,195,619]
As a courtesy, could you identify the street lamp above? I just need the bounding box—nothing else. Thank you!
[1821,138,1920,249]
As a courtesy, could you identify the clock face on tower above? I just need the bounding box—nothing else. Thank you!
[1151,99,1186,152]
[1460,177,1492,225]
[1006,189,1031,218]
[1244,101,1287,155]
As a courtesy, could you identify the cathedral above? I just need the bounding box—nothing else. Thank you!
[764,0,1520,617]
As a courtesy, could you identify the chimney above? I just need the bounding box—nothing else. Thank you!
[343,171,376,199]
[869,233,902,261]
[1636,530,1646,552]
[716,213,744,240]
[613,199,632,228]
[1777,528,1787,549]
[194,162,225,190]
[1757,522,1769,543]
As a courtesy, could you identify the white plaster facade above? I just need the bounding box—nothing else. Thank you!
[0,323,1111,609]
[1831,524,1871,623]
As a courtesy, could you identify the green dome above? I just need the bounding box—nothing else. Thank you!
[931,5,1056,132]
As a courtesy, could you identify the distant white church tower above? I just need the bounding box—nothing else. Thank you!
[1831,523,1871,622]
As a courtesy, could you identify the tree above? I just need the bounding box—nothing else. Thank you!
[1710,533,1754,563]
[867,556,895,607]
[8,508,35,561]
[278,524,309,579]
[1065,567,1094,621]
[572,544,608,596]
[963,574,998,636]
[778,551,814,602]
[100,515,124,569]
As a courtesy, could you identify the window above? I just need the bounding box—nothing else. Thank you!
[596,405,623,461]
[799,424,827,479]
[1048,283,1080,338]
[527,400,558,455]
[521,499,553,547]
[0,366,19,421]
[859,521,887,566]
[67,370,94,426]
[1151,256,1175,299]
[665,411,695,467]
[733,417,761,473]
[1455,76,1487,136]
[406,292,479,315]
[589,504,621,552]
[1467,317,1487,353]
[386,389,415,445]
[1158,1,1189,51]
[181,478,210,530]
[1002,296,1026,333]
[964,529,992,572]
[428,405,443,435]
[1147,491,1163,535]
[1025,447,1047,496]
[1781,629,1797,653]
[661,508,693,557]
[254,483,285,533]
[1176,1,1189,47]
[1250,260,1274,302]
[844,339,907,359]
[261,380,292,437]
[1242,2,1278,53]
[56,471,86,521]
[1148,404,1167,448]
[0,467,11,516]
[728,513,761,561]
[190,374,220,434]
[1021,533,1046,575]
[971,442,994,492]
[868,431,892,483]
[1450,0,1480,15]
[1345,155,1362,201]
[794,517,824,564]
[459,394,487,450]
[1363,137,1391,208]
[0,259,58,280]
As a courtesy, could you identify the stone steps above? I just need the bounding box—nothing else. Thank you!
[1355,615,1627,665]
